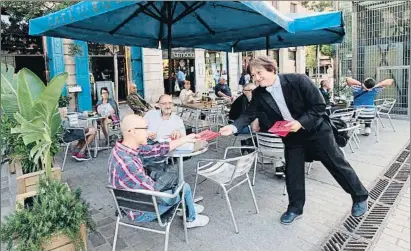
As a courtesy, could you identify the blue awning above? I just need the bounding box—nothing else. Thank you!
[196,11,345,52]
[29,1,298,49]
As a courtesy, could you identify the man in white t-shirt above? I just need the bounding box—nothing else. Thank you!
[144,94,186,142]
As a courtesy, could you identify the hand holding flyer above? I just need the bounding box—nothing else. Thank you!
[197,130,220,141]
[268,121,291,137]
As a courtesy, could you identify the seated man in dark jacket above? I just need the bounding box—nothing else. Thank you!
[228,83,259,134]
[215,77,233,103]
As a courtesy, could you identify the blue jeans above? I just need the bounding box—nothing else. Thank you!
[238,126,251,134]
[135,183,196,222]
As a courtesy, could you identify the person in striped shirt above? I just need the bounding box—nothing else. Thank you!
[346,77,393,135]
[108,114,209,228]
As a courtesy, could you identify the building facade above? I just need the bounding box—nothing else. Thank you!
[2,1,316,110]
[336,1,411,116]
[241,1,308,76]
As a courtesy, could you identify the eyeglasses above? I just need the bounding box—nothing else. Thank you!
[128,127,148,132]
[102,92,108,94]
[159,102,173,106]
[243,89,252,92]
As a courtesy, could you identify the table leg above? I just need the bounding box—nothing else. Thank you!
[178,156,184,183]
[93,120,98,158]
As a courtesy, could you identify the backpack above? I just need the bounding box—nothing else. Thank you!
[328,117,350,147]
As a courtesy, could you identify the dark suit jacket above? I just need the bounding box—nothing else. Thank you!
[232,73,328,157]
[228,94,249,121]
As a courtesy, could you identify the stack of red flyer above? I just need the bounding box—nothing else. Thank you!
[268,121,291,137]
[197,130,220,141]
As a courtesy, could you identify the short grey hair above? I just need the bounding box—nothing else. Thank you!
[243,83,256,90]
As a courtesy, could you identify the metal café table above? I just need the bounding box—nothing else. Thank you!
[169,141,209,202]
[79,115,111,157]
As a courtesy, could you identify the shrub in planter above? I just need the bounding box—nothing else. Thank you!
[1,64,62,174]
[0,178,95,251]
[11,69,67,177]
[58,95,71,118]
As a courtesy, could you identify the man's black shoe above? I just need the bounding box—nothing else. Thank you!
[275,165,285,177]
[280,211,303,225]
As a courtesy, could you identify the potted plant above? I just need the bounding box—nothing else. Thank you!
[1,63,66,194]
[1,178,94,251]
[58,95,71,118]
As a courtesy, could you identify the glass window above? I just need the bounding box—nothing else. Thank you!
[288,50,296,60]
[290,3,297,13]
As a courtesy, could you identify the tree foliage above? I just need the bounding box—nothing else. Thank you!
[306,46,317,69]
[1,1,77,35]
[301,1,333,12]
[2,1,77,23]
[302,1,334,69]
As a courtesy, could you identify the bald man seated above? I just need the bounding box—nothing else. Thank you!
[108,114,209,228]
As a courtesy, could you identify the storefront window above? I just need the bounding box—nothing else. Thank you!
[205,51,226,89]
[88,43,127,103]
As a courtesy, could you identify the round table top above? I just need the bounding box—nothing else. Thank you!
[169,144,209,158]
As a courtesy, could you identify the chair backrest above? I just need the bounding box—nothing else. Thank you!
[108,186,157,216]
[232,150,257,179]
[221,149,258,184]
[96,81,115,101]
[378,98,396,114]
[357,106,376,122]
[255,132,284,154]
[67,113,80,127]
[331,108,356,122]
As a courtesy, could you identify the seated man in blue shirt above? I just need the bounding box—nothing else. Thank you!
[215,77,233,102]
[346,77,393,135]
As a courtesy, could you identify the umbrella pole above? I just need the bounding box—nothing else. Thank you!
[266,36,270,56]
[167,3,173,95]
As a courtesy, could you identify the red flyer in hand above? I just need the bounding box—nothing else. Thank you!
[268,121,291,137]
[197,130,220,141]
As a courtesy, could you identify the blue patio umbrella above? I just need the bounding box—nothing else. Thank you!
[29,1,298,48]
[29,1,298,90]
[195,11,345,52]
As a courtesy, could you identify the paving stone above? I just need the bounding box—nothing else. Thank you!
[1,177,8,182]
[95,243,113,251]
[397,239,410,250]
[89,208,100,215]
[96,217,115,227]
[1,187,9,194]
[92,212,108,222]
[88,231,107,247]
[99,223,116,238]
[107,236,128,250]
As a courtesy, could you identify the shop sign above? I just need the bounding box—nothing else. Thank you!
[162,48,195,59]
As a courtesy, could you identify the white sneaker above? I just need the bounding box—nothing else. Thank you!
[186,214,210,229]
[362,127,371,136]
[177,203,204,216]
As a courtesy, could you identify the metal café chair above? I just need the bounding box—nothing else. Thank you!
[356,105,379,142]
[254,132,285,186]
[331,108,361,150]
[374,98,396,132]
[193,147,259,234]
[107,182,188,251]
[61,113,92,171]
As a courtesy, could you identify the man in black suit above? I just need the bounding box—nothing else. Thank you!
[220,56,369,225]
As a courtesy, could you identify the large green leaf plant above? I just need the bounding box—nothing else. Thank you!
[7,66,67,177]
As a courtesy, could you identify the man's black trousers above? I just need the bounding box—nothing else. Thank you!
[283,120,369,214]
